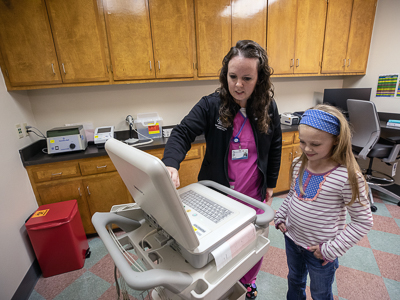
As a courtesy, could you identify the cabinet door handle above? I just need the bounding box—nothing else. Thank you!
[62,63,66,74]
[347,58,351,67]
[86,186,91,195]
[96,165,107,169]
[290,152,293,161]
[296,59,300,67]
[149,61,152,71]
[158,61,160,70]
[78,187,82,197]
[51,172,62,176]
[343,59,346,67]
[51,63,56,75]
[290,59,294,67]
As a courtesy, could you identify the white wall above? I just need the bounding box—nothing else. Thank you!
[0,73,39,300]
[27,76,344,132]
[344,0,400,113]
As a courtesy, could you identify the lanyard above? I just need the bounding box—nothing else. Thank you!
[232,116,247,144]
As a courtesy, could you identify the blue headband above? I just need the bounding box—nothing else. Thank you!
[300,109,340,135]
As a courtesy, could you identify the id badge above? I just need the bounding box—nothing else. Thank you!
[232,149,248,160]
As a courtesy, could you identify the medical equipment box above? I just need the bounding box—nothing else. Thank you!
[25,200,89,277]
[94,126,115,148]
[280,112,300,125]
[46,125,88,154]
[134,112,163,140]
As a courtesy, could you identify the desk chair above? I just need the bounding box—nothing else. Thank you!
[347,99,400,212]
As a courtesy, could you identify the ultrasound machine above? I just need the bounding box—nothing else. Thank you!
[92,138,275,300]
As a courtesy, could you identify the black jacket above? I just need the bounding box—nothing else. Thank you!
[162,92,282,200]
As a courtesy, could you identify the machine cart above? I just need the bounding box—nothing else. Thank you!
[92,181,275,300]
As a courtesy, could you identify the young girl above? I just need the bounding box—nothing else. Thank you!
[274,104,373,300]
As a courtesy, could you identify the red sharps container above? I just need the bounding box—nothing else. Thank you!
[26,200,90,277]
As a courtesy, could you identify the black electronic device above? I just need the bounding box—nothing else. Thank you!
[322,88,372,114]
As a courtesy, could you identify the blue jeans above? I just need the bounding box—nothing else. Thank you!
[284,235,339,300]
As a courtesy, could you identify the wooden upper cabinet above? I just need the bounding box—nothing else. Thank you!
[321,0,377,74]
[267,0,297,75]
[104,0,194,80]
[0,0,62,86]
[104,0,155,80]
[45,0,108,83]
[345,0,377,73]
[321,0,354,73]
[232,0,267,48]
[195,0,231,77]
[294,0,327,74]
[149,0,194,78]
[268,0,327,75]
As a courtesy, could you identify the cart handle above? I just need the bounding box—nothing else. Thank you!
[92,212,192,293]
[198,180,275,227]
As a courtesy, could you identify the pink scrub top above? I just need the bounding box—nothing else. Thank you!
[228,109,264,214]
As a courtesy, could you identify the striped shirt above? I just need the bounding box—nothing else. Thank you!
[274,159,373,262]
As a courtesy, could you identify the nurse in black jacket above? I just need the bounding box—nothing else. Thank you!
[162,40,282,299]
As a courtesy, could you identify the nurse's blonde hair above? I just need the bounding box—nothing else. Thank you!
[292,104,368,206]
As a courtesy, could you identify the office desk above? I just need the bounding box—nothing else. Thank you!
[378,112,400,143]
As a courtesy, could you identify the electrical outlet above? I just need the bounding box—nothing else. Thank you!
[16,124,24,139]
[22,123,28,136]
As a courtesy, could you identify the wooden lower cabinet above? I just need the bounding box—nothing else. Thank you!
[82,172,129,215]
[27,156,132,234]
[36,178,95,233]
[274,131,301,193]
[26,142,205,234]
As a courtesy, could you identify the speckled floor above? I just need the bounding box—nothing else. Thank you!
[28,190,400,300]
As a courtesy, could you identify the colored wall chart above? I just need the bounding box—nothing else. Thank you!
[398,78,400,97]
[376,74,398,97]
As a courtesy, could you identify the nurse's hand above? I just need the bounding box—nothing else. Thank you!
[166,166,180,188]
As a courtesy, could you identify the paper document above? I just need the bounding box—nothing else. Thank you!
[211,223,256,271]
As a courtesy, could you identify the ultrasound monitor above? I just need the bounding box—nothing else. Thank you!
[322,88,372,113]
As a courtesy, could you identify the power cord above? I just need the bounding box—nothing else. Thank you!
[26,126,46,139]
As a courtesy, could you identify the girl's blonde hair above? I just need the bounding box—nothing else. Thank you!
[291,104,368,206]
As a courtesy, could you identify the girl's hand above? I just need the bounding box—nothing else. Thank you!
[307,245,328,266]
[166,167,180,188]
[277,223,287,233]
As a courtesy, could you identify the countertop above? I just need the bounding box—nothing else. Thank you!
[19,124,299,167]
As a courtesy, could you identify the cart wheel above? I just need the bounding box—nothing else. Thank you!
[397,201,400,207]
[371,205,377,212]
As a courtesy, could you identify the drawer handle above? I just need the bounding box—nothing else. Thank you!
[96,165,107,169]
[87,186,91,195]
[51,172,62,176]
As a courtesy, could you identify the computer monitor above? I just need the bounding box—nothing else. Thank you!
[322,88,372,113]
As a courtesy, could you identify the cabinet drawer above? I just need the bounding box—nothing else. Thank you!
[30,162,81,183]
[146,145,202,161]
[282,132,294,146]
[79,157,116,175]
[145,148,164,160]
[185,146,201,161]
